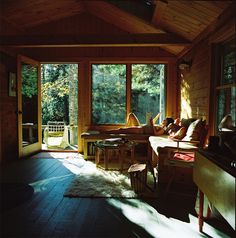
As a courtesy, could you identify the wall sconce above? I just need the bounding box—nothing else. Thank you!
[178,60,192,70]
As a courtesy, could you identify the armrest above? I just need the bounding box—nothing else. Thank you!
[170,138,200,148]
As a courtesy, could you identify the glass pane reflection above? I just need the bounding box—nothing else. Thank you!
[21,63,38,146]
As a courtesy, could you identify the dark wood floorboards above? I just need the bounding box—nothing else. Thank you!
[0,154,234,238]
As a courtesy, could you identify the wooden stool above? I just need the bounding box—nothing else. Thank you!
[128,164,147,193]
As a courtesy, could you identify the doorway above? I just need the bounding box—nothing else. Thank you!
[41,64,78,151]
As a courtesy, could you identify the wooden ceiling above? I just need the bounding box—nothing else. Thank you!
[0,0,234,56]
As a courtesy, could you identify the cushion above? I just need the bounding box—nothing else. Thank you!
[172,127,187,140]
[126,113,140,127]
[218,114,234,130]
[180,118,196,129]
[166,123,181,135]
[183,119,205,141]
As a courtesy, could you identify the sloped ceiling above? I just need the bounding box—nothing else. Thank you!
[0,0,234,56]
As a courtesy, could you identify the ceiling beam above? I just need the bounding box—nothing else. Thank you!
[85,0,165,34]
[0,34,191,48]
[152,0,168,26]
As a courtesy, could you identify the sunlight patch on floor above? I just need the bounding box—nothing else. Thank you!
[31,151,82,159]
[107,199,230,238]
[29,174,73,193]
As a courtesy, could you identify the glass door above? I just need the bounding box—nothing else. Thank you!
[17,55,41,158]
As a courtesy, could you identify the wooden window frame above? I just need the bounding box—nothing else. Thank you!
[89,62,168,127]
[212,36,236,133]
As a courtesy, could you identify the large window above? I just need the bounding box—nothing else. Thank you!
[92,63,166,125]
[215,37,236,131]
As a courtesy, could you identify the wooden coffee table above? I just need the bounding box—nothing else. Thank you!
[95,138,136,170]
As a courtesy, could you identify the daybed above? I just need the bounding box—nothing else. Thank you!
[81,117,208,189]
[149,118,208,189]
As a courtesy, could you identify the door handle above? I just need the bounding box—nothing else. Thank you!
[18,110,22,114]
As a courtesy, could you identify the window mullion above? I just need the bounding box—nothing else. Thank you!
[126,63,131,119]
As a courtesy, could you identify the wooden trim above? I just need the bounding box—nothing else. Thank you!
[0,34,190,48]
[126,64,131,117]
[208,18,235,44]
[17,55,42,158]
[152,0,168,26]
[17,55,23,157]
[85,0,164,34]
[216,83,236,90]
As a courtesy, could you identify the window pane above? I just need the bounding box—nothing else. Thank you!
[131,64,166,124]
[216,86,236,130]
[216,90,226,128]
[215,36,236,132]
[221,38,236,85]
[92,64,126,124]
[230,86,236,124]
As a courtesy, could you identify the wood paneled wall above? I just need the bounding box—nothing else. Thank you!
[178,38,210,122]
[178,16,235,135]
[0,46,177,159]
[0,52,18,163]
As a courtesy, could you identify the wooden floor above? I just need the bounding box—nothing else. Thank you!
[0,152,234,238]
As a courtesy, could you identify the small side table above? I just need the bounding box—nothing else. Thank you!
[128,163,147,193]
[95,138,135,170]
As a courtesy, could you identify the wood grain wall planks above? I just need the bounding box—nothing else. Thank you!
[0,53,18,163]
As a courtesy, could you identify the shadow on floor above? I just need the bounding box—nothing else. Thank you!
[0,183,34,213]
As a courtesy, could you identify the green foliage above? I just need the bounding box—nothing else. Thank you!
[131,64,165,123]
[41,64,77,125]
[41,63,165,126]
[92,64,166,124]
[92,64,126,124]
[21,63,38,98]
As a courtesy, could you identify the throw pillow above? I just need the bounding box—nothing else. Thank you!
[180,118,196,129]
[166,123,181,135]
[183,119,205,141]
[172,127,187,140]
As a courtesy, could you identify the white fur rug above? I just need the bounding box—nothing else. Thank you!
[64,160,138,198]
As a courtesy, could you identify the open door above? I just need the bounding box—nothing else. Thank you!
[17,55,41,158]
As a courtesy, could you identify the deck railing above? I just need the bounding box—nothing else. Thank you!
[42,124,78,146]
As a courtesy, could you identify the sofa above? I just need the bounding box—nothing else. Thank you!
[149,118,208,188]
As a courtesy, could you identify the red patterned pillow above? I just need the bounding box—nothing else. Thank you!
[172,152,194,162]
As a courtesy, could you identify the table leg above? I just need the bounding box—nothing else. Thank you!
[95,147,100,166]
[119,148,124,171]
[198,189,204,232]
[104,148,109,170]
[84,140,88,159]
